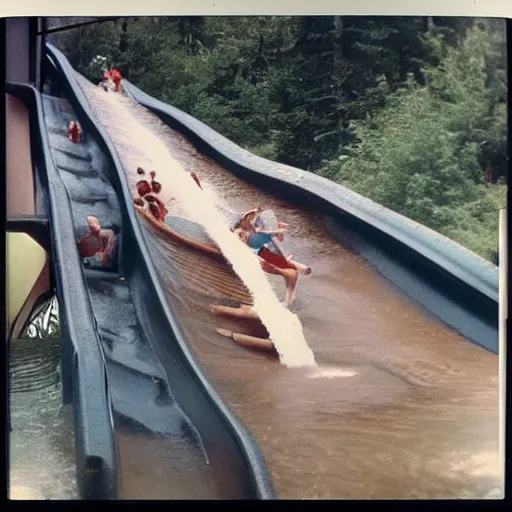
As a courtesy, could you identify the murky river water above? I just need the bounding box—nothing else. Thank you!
[79,77,502,499]
[9,337,77,499]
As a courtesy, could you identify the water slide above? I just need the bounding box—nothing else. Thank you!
[6,43,275,500]
[117,57,501,499]
[8,39,500,499]
[121,78,499,355]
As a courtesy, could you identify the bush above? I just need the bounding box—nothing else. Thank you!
[319,24,506,261]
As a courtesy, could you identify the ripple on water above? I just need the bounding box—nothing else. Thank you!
[9,339,77,500]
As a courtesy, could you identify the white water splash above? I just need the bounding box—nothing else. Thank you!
[308,367,357,379]
[82,82,316,368]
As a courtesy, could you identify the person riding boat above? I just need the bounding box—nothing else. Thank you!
[109,68,122,92]
[234,227,299,307]
[100,69,115,92]
[145,194,168,222]
[233,208,310,275]
[99,68,122,92]
[68,120,82,143]
[150,171,162,194]
[135,166,152,196]
[246,227,311,275]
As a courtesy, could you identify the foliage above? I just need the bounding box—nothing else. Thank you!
[88,54,110,81]
[319,22,507,260]
[22,297,60,340]
[48,16,507,261]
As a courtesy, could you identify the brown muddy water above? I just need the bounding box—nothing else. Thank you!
[78,76,501,499]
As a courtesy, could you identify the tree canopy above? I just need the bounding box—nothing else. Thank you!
[49,16,507,262]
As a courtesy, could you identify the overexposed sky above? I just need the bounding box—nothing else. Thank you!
[2,0,511,18]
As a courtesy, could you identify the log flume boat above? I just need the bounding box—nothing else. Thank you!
[135,205,224,259]
[136,205,255,305]
[135,205,278,356]
[216,328,275,354]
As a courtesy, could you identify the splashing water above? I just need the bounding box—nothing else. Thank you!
[308,367,358,379]
[80,79,316,368]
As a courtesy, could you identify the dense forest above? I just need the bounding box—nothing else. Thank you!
[49,16,508,262]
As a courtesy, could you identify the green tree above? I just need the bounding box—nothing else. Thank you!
[319,22,506,260]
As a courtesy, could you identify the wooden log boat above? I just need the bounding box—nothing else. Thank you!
[211,304,260,320]
[216,327,276,354]
[135,205,256,305]
[135,205,223,259]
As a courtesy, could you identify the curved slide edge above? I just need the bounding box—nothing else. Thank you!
[45,42,277,500]
[122,81,499,299]
[121,79,499,350]
[6,82,118,500]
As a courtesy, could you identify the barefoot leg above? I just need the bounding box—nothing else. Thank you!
[281,268,299,306]
[289,259,311,275]
[259,259,299,306]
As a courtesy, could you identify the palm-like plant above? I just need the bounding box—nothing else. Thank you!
[22,297,60,340]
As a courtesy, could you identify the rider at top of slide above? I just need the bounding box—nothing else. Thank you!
[101,68,122,92]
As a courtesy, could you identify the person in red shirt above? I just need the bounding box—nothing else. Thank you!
[78,216,117,265]
[110,69,122,92]
[68,121,82,143]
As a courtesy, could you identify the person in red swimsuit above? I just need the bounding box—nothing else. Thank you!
[109,68,122,92]
[78,216,117,265]
[68,121,82,143]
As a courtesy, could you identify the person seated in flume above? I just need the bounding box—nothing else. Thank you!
[233,208,311,275]
[77,216,117,265]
